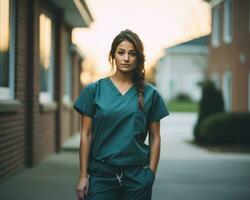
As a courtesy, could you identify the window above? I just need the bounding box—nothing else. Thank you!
[39,13,55,103]
[222,70,232,111]
[0,0,15,100]
[63,33,72,104]
[211,72,220,89]
[223,0,233,43]
[211,4,222,47]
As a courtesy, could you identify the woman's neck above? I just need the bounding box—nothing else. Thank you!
[111,70,133,84]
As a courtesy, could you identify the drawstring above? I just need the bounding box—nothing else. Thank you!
[115,169,123,187]
[143,163,149,169]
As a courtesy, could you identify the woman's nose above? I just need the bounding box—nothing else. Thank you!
[124,54,130,62]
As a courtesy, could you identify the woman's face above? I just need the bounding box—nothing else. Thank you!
[114,40,137,73]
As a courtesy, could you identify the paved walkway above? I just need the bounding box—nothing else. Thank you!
[0,112,250,200]
[154,113,250,200]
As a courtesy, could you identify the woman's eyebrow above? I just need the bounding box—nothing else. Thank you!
[117,48,136,52]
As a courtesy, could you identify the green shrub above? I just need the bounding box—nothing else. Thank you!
[175,93,192,102]
[194,80,225,141]
[199,112,250,144]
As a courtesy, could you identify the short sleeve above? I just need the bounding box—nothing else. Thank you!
[73,85,95,117]
[148,90,169,123]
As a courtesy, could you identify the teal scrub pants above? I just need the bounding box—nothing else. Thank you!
[86,160,155,200]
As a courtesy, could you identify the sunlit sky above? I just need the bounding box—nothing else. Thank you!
[72,0,211,80]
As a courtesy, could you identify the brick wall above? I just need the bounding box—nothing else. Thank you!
[0,0,85,182]
[232,0,250,111]
[208,0,250,111]
[0,0,28,181]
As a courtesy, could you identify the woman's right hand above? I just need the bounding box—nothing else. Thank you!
[76,175,89,200]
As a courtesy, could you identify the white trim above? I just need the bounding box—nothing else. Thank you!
[222,70,232,111]
[39,91,53,103]
[211,72,220,89]
[73,0,92,27]
[223,0,233,44]
[210,0,224,7]
[211,4,221,47]
[63,95,71,105]
[0,87,11,99]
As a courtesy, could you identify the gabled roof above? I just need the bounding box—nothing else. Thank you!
[170,35,209,48]
[165,35,210,54]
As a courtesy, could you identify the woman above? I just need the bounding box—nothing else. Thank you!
[74,29,169,200]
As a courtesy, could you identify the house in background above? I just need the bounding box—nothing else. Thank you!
[205,0,250,111]
[155,36,209,102]
[0,0,93,182]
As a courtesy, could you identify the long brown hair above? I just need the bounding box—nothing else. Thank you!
[108,29,145,109]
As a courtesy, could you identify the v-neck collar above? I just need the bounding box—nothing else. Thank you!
[106,77,134,96]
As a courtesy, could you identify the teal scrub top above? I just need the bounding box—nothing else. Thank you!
[73,77,169,166]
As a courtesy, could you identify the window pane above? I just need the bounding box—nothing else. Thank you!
[40,66,49,91]
[223,0,233,43]
[39,13,52,93]
[0,0,10,87]
[228,0,233,38]
[212,4,222,47]
[211,72,220,89]
[223,71,232,111]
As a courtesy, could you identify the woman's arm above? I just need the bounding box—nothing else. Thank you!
[79,115,92,178]
[148,121,161,174]
[76,115,92,200]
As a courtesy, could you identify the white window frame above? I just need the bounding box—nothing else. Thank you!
[210,0,224,7]
[211,72,220,89]
[212,4,222,48]
[222,70,232,111]
[223,0,233,43]
[39,12,55,104]
[0,0,16,100]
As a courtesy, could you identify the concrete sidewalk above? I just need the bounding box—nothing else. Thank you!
[0,134,82,200]
[63,133,80,151]
[0,151,79,200]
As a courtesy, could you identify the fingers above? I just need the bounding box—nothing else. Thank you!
[76,187,84,200]
[84,184,89,197]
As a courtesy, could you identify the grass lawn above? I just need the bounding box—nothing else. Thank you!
[167,100,199,113]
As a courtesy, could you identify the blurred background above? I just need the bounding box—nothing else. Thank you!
[0,0,250,199]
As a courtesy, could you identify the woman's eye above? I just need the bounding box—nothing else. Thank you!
[130,52,136,56]
[118,51,124,55]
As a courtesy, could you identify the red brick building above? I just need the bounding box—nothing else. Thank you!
[0,0,93,181]
[205,0,250,112]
